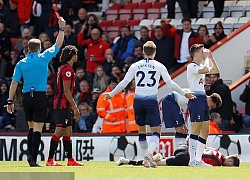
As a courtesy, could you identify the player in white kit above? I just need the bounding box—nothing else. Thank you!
[187,44,219,167]
[103,41,195,168]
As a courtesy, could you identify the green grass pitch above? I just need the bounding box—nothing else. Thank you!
[0,161,249,180]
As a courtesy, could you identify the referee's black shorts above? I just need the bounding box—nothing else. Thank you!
[22,92,47,122]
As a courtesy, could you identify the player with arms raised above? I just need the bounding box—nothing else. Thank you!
[103,41,195,168]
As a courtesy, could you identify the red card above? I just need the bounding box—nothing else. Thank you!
[55,12,60,19]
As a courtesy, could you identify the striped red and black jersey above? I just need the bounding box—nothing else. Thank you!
[53,63,76,109]
[202,147,225,166]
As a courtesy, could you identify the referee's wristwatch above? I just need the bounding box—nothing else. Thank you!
[59,27,65,31]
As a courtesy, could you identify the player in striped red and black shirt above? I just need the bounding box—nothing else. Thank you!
[46,45,83,166]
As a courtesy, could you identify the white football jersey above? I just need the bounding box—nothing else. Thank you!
[124,58,172,96]
[187,62,205,92]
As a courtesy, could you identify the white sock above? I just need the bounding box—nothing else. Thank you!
[196,141,206,162]
[147,134,160,154]
[139,140,148,157]
[189,137,197,162]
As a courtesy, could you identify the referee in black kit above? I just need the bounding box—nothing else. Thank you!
[6,16,66,167]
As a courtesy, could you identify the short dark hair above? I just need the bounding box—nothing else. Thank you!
[210,93,222,108]
[143,41,156,56]
[140,26,149,32]
[122,25,131,32]
[60,45,78,64]
[190,44,204,57]
[227,155,240,167]
[181,17,191,24]
[28,39,41,52]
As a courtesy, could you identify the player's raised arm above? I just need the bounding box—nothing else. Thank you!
[55,16,66,48]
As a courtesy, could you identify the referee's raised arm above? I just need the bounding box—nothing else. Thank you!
[56,17,66,48]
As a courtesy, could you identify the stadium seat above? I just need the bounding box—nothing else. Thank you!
[153,19,161,26]
[137,2,152,10]
[245,5,250,17]
[119,9,132,20]
[99,20,113,31]
[132,0,143,3]
[145,0,157,3]
[151,2,165,8]
[175,7,183,19]
[139,19,154,27]
[127,19,140,28]
[209,17,224,24]
[10,38,21,49]
[112,20,127,28]
[147,8,161,19]
[107,26,120,39]
[222,24,233,35]
[230,1,249,17]
[124,2,138,10]
[109,3,124,10]
[223,17,239,24]
[170,19,182,27]
[195,18,210,25]
[105,9,119,20]
[160,7,168,18]
[132,9,146,20]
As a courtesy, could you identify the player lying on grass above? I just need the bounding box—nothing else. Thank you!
[116,145,240,167]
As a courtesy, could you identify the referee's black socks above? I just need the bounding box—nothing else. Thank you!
[32,131,41,162]
[27,128,33,162]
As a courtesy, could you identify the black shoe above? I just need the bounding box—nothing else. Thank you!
[27,155,32,164]
[29,161,43,167]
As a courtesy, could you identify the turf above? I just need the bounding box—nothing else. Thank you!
[0,161,249,180]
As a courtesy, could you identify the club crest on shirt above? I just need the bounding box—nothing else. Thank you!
[49,46,55,52]
[66,71,71,77]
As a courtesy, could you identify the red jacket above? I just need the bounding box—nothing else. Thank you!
[78,32,109,73]
[11,0,32,25]
[174,29,202,60]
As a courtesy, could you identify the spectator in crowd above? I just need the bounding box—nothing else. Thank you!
[112,25,137,62]
[0,0,8,23]
[0,80,16,130]
[230,101,243,133]
[63,21,77,47]
[135,26,150,47]
[0,52,7,80]
[75,67,92,93]
[174,18,202,70]
[14,28,32,51]
[151,25,175,74]
[123,45,144,73]
[240,80,250,127]
[16,37,29,62]
[4,0,20,38]
[5,49,18,81]
[207,21,227,48]
[209,112,222,134]
[39,32,50,52]
[102,32,113,47]
[125,78,137,133]
[210,73,233,131]
[44,84,55,133]
[74,8,87,35]
[10,0,33,33]
[89,88,101,115]
[75,79,92,106]
[102,48,123,77]
[0,22,11,60]
[82,14,103,40]
[167,0,198,18]
[43,39,53,51]
[78,27,109,79]
[74,102,97,133]
[212,0,225,17]
[47,67,56,88]
[111,65,125,82]
[92,65,110,93]
[197,25,210,49]
[96,76,128,133]
[204,74,212,95]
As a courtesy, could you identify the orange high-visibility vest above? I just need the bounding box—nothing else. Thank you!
[97,86,128,133]
[126,90,138,132]
[209,120,222,134]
